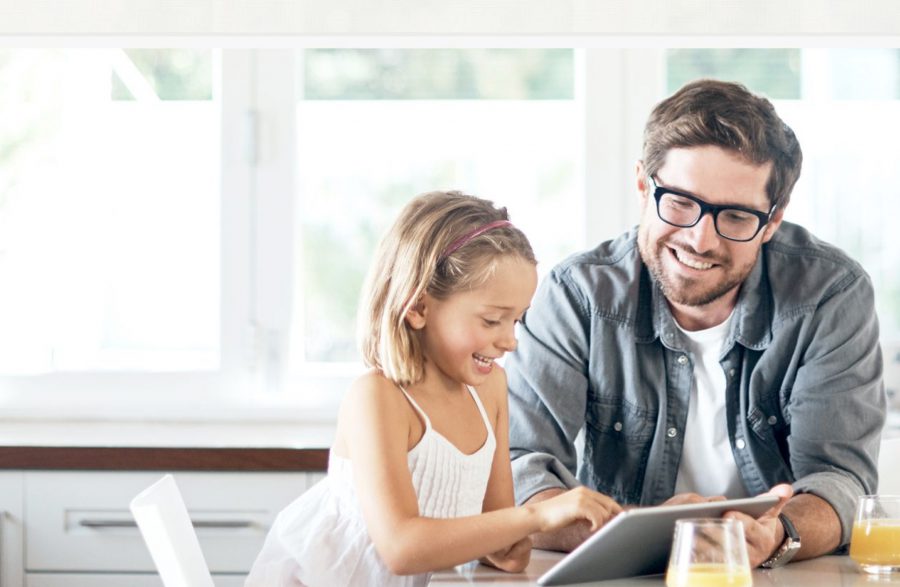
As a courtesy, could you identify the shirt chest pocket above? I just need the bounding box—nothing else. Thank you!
[583,398,657,504]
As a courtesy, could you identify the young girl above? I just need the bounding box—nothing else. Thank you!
[245,191,620,586]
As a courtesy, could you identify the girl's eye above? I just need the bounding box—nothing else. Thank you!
[482,318,501,327]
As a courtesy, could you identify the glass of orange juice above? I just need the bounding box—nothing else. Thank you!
[666,518,752,587]
[850,495,900,575]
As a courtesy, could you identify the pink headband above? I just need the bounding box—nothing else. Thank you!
[439,220,513,262]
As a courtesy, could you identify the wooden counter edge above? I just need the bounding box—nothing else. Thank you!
[0,446,329,471]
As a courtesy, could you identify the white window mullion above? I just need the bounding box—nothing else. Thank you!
[580,48,665,244]
[219,49,257,397]
[249,50,298,396]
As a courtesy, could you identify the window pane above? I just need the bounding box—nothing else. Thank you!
[0,49,220,374]
[667,49,801,99]
[292,49,580,370]
[112,49,213,101]
[303,49,574,99]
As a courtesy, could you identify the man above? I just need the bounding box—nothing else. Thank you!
[506,79,886,567]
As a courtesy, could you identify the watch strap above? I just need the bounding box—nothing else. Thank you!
[760,513,801,568]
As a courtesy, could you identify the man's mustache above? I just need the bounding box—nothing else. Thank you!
[662,240,727,265]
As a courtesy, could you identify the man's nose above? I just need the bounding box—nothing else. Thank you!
[682,212,720,253]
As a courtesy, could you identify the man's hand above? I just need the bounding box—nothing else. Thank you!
[482,536,532,573]
[723,483,793,567]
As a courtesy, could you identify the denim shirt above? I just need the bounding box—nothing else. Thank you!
[506,222,886,546]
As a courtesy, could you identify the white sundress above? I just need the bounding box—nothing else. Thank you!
[244,385,497,587]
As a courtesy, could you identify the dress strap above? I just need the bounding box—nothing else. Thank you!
[465,385,495,440]
[397,386,432,430]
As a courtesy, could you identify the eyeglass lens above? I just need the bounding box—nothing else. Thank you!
[657,193,761,241]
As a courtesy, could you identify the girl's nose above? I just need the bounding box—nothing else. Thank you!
[497,327,517,352]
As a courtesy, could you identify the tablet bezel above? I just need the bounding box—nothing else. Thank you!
[537,494,780,586]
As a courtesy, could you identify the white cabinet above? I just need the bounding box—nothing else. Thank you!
[0,470,325,587]
[0,472,24,587]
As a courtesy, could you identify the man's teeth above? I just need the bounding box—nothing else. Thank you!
[473,354,494,367]
[673,249,713,270]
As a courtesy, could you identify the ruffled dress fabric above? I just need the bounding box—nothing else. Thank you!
[245,385,497,587]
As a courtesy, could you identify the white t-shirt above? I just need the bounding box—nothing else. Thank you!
[673,312,748,498]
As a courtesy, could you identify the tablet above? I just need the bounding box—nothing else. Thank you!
[537,494,779,586]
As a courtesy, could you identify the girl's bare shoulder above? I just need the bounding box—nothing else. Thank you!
[343,369,407,414]
[334,370,410,456]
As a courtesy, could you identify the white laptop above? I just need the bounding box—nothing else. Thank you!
[130,474,216,587]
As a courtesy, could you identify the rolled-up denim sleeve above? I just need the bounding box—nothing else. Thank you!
[506,268,592,505]
[787,271,886,546]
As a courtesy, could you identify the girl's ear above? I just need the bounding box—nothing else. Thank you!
[405,295,428,330]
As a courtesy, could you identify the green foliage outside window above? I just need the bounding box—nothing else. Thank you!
[303,49,574,100]
[667,49,801,99]
[113,50,212,101]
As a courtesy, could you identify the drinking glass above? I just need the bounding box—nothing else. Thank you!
[850,495,900,575]
[666,518,752,587]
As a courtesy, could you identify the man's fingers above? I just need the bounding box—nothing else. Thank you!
[759,483,793,520]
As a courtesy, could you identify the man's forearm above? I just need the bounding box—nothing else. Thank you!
[525,488,595,552]
[782,493,842,561]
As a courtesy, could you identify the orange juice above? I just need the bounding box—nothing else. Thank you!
[850,520,900,565]
[666,563,753,587]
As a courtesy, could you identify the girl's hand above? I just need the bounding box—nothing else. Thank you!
[482,536,532,573]
[531,486,623,533]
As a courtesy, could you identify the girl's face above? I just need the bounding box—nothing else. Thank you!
[409,254,537,390]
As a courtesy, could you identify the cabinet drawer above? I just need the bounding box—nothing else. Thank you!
[25,471,324,573]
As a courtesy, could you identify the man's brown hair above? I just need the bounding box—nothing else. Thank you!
[643,79,802,210]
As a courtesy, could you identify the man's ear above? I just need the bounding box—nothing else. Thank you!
[636,160,650,205]
[761,206,786,244]
[405,295,428,330]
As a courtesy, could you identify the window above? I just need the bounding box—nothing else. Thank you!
[0,49,220,375]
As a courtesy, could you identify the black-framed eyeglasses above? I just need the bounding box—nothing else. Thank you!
[648,176,777,242]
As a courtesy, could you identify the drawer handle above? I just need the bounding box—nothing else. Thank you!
[79,519,255,529]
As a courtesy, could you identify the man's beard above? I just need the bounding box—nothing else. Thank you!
[638,231,752,308]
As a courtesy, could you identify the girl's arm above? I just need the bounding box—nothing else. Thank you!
[344,371,619,576]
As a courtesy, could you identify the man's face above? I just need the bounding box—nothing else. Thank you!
[637,145,783,310]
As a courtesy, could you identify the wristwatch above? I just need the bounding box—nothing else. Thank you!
[761,513,801,568]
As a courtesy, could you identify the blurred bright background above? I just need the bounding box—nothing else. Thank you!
[0,48,897,418]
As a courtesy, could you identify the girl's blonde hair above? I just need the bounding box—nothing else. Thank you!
[358,190,536,387]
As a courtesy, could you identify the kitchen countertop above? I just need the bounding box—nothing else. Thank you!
[432,552,900,586]
[0,420,333,471]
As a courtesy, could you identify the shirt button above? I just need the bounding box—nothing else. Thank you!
[767,415,778,425]
[677,355,688,365]
[736,439,746,450]
[728,368,736,377]
[667,427,678,438]
[613,422,623,432]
